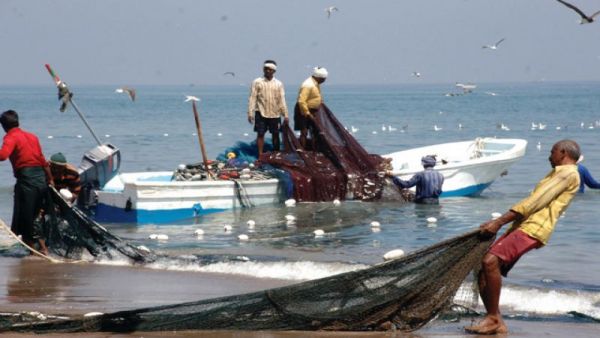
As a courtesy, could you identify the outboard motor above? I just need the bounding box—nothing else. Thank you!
[77,143,121,209]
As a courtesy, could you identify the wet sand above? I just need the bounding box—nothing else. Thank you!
[0,257,599,337]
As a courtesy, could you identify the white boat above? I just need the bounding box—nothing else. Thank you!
[91,137,527,224]
[384,138,527,197]
[95,172,285,224]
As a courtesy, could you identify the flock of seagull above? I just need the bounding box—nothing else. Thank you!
[410,0,598,90]
[113,2,598,103]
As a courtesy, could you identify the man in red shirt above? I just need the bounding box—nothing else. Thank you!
[0,110,53,255]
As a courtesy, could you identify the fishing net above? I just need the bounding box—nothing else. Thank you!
[216,140,271,163]
[0,230,492,333]
[261,104,386,202]
[43,188,155,263]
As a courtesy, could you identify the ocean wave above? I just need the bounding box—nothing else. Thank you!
[501,284,600,319]
[454,282,600,321]
[143,258,368,281]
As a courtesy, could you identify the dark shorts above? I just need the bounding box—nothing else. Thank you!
[415,197,439,205]
[293,103,316,132]
[254,111,281,136]
[489,229,542,277]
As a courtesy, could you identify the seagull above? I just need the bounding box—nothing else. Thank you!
[536,142,541,151]
[223,71,235,77]
[388,125,397,132]
[115,87,136,101]
[556,0,600,24]
[433,125,442,131]
[485,91,498,96]
[482,38,505,50]
[411,71,421,78]
[350,126,359,133]
[497,123,510,131]
[325,6,338,19]
[184,95,200,102]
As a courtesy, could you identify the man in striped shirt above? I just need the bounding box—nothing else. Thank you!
[247,60,289,156]
[466,139,580,335]
[386,155,444,204]
[48,152,81,203]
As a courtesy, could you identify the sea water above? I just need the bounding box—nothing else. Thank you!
[2,82,600,320]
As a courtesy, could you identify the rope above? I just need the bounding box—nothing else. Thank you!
[233,179,254,208]
[0,217,62,263]
[469,137,485,159]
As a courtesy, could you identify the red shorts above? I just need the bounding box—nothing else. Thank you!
[489,229,542,277]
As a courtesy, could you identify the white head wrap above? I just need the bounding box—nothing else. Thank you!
[312,67,328,79]
[264,62,277,70]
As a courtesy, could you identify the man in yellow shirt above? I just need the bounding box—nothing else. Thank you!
[247,60,288,156]
[466,139,581,335]
[294,67,327,149]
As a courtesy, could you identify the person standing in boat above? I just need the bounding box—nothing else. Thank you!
[48,152,81,204]
[466,139,580,335]
[247,60,289,156]
[0,110,53,255]
[294,67,327,150]
[386,155,444,204]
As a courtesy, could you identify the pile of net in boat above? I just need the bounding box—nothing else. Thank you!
[261,104,386,203]
[0,229,493,333]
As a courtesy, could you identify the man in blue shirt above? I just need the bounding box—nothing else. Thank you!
[578,164,600,193]
[386,155,444,204]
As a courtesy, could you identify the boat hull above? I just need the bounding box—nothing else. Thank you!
[95,172,285,224]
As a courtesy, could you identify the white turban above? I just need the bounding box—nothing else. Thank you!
[312,67,328,79]
[264,62,277,70]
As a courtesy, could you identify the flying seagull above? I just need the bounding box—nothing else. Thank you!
[556,0,600,24]
[482,38,505,50]
[223,71,235,77]
[411,71,421,78]
[184,95,200,102]
[325,6,338,19]
[115,87,136,101]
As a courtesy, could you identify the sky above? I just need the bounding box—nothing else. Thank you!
[1,0,600,85]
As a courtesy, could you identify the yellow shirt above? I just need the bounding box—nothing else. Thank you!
[247,77,288,119]
[297,77,322,116]
[508,164,579,245]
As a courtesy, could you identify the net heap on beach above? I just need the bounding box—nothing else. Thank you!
[1,209,493,333]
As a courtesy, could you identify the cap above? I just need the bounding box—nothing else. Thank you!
[50,152,67,165]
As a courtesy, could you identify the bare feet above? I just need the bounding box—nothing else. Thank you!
[465,316,508,335]
[38,239,49,256]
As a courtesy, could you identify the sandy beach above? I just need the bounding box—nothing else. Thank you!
[1,257,599,337]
